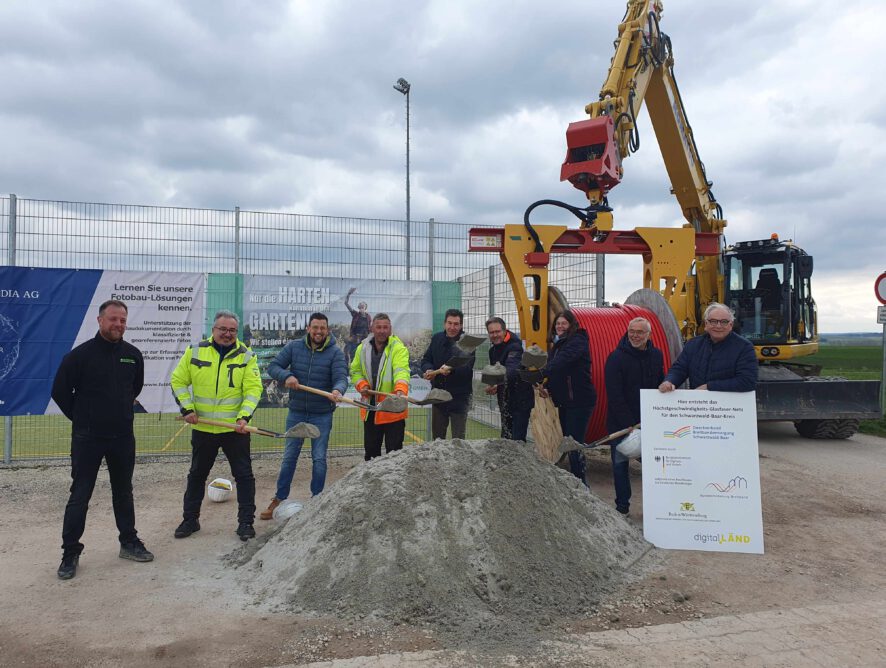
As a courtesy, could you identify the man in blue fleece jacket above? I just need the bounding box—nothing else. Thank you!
[260,312,348,519]
[659,303,758,393]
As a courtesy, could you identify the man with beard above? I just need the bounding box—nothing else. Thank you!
[260,313,348,520]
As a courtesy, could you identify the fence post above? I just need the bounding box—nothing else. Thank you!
[5,194,17,463]
[596,254,605,306]
[6,193,14,266]
[428,218,435,283]
[488,264,495,317]
[234,206,241,274]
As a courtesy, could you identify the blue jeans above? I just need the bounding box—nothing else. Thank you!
[610,435,631,511]
[558,405,592,486]
[275,410,333,499]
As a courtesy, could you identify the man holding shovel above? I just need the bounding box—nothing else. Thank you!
[485,317,535,441]
[260,312,348,520]
[604,317,664,515]
[420,308,476,439]
[350,313,411,460]
[170,310,262,541]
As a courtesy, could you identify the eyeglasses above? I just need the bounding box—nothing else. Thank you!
[705,319,732,327]
[214,326,238,334]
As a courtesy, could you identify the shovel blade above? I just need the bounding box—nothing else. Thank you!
[480,362,507,386]
[557,436,586,455]
[417,388,452,405]
[456,333,486,353]
[376,395,408,413]
[521,345,548,370]
[283,422,321,439]
[444,354,472,368]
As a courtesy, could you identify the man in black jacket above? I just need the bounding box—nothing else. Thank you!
[420,308,475,439]
[51,299,154,580]
[485,317,534,441]
[604,317,664,515]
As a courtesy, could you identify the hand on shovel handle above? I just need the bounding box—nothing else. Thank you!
[423,365,451,380]
[176,415,319,439]
[297,383,405,412]
[365,388,451,406]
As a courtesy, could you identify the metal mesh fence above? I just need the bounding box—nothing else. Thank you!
[2,195,600,463]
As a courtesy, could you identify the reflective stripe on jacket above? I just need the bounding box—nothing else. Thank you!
[170,338,263,434]
[349,334,410,424]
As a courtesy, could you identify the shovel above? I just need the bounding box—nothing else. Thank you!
[366,388,453,406]
[521,345,548,370]
[180,416,320,439]
[479,362,507,386]
[297,383,408,413]
[557,424,640,455]
[455,333,486,353]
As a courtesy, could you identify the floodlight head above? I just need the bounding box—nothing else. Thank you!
[393,77,411,95]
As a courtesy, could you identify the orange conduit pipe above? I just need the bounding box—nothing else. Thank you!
[569,305,672,442]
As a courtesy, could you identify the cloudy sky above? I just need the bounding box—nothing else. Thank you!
[2,0,884,331]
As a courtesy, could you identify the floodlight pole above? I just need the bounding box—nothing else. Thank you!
[394,78,411,280]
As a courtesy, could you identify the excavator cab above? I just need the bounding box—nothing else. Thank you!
[724,236,818,360]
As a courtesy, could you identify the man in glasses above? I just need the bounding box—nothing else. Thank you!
[170,310,263,542]
[659,303,758,393]
[604,317,664,515]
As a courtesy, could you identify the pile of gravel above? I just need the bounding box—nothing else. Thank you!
[236,438,652,640]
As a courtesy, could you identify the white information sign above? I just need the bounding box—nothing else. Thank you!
[640,389,764,554]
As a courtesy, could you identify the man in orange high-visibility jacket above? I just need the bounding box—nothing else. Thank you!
[349,313,410,460]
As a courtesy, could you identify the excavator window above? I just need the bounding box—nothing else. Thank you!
[726,254,788,344]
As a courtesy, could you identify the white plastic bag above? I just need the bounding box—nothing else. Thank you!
[615,429,642,459]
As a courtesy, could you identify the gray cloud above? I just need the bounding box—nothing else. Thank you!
[1,0,884,329]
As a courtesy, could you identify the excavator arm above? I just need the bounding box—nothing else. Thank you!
[557,0,727,333]
[468,1,882,438]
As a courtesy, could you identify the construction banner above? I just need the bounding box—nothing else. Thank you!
[241,276,432,407]
[0,267,204,416]
[640,389,764,554]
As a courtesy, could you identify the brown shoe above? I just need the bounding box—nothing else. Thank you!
[259,498,281,520]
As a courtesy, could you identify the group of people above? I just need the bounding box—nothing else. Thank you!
[50,298,756,580]
[485,303,758,515]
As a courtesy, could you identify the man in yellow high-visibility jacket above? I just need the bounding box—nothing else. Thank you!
[350,312,410,460]
[170,310,262,541]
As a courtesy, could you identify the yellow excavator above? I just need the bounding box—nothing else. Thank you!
[469,0,880,438]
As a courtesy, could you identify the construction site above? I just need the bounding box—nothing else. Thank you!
[1,1,885,666]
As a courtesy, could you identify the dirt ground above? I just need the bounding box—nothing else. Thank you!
[1,421,884,667]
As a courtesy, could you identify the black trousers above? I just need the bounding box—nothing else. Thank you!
[431,405,467,440]
[363,419,406,460]
[182,429,256,524]
[62,432,138,555]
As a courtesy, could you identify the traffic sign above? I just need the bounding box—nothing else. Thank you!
[876,272,886,305]
[879,305,886,325]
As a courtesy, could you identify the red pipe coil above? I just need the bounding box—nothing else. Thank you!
[569,306,671,442]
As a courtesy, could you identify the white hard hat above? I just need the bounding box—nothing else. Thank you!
[207,477,233,503]
[273,499,303,521]
[615,429,642,459]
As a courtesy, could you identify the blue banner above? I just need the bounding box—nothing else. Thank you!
[0,267,102,415]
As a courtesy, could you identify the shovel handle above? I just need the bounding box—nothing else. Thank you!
[177,416,279,437]
[365,389,418,405]
[297,384,370,409]
[592,424,640,447]
[423,366,449,379]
